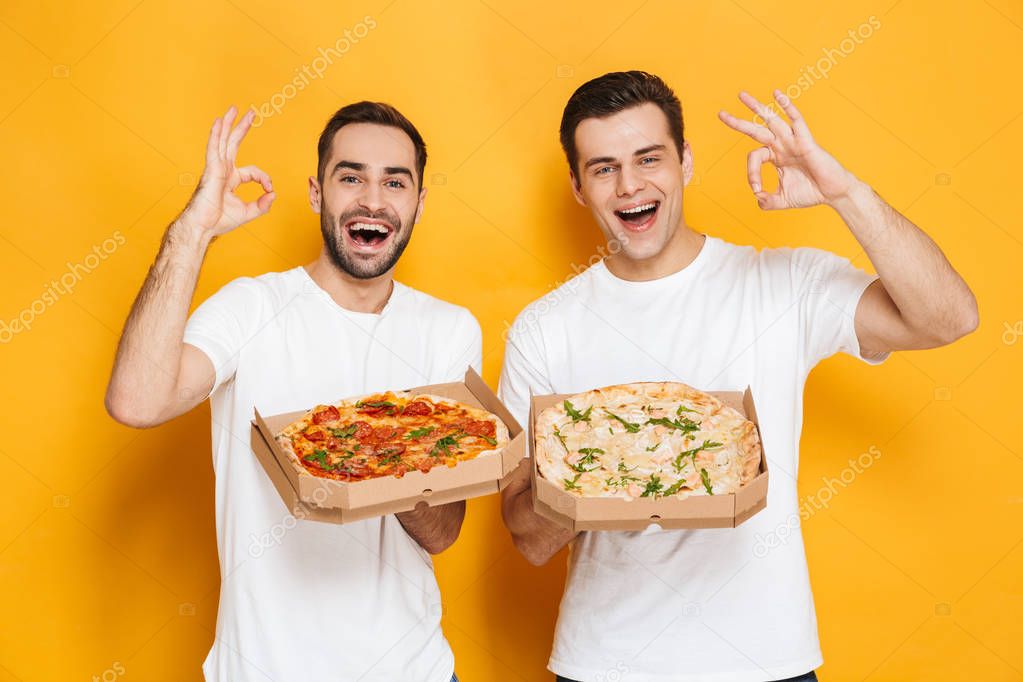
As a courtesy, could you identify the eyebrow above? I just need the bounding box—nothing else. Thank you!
[583,144,668,170]
[331,160,415,181]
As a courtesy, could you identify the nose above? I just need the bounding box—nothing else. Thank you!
[616,164,644,197]
[358,179,387,214]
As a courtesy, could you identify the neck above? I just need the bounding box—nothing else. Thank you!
[304,250,395,314]
[604,219,706,282]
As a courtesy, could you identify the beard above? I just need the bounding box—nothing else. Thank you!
[320,203,415,280]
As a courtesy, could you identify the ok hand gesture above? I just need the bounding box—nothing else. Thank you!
[718,90,857,210]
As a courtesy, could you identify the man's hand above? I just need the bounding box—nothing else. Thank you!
[718,88,978,354]
[180,105,275,237]
[718,90,857,210]
[106,105,270,428]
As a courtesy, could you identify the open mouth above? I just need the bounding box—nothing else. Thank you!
[613,200,659,232]
[345,220,394,251]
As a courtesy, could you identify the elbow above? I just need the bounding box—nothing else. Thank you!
[104,387,161,429]
[422,531,459,556]
[513,533,557,567]
[940,295,980,345]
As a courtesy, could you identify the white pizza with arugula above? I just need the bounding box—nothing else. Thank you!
[534,382,762,499]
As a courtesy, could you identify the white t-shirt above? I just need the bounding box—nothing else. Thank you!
[498,235,888,682]
[183,266,481,682]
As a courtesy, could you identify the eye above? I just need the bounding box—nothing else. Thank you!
[640,156,659,165]
[595,166,615,176]
[339,175,360,184]
[385,179,406,189]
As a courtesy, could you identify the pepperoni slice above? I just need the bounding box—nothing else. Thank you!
[369,425,403,443]
[403,400,433,416]
[463,419,496,438]
[312,406,340,424]
[304,428,326,442]
[352,421,374,441]
[415,458,436,474]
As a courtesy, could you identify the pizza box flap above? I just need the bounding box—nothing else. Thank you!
[527,385,769,532]
[250,367,523,522]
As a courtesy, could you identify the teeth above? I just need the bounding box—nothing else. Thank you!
[349,222,390,234]
[618,202,656,214]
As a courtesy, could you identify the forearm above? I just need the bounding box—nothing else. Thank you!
[502,471,576,566]
[830,179,978,340]
[396,500,466,554]
[106,218,211,425]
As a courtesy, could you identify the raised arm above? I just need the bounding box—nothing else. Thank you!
[105,106,275,428]
[718,90,978,356]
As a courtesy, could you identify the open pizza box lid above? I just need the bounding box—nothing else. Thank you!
[250,367,525,524]
[529,387,769,531]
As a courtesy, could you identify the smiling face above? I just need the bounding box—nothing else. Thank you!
[571,102,693,263]
[309,122,426,280]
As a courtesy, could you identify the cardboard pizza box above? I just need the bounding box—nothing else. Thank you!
[250,367,525,524]
[529,387,769,531]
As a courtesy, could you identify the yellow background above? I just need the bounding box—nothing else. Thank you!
[1,0,1020,680]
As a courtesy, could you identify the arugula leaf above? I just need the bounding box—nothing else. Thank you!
[662,478,690,496]
[404,426,435,440]
[355,400,396,409]
[570,448,604,473]
[672,440,723,474]
[563,473,583,491]
[563,400,593,423]
[604,409,641,433]
[646,442,661,452]
[481,435,498,446]
[431,431,465,457]
[646,415,700,436]
[330,424,358,439]
[607,474,639,488]
[552,426,569,451]
[640,474,664,497]
[676,404,696,415]
[700,468,714,495]
[378,448,404,466]
[618,460,637,473]
[303,449,329,468]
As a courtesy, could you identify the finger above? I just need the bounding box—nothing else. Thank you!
[225,108,255,163]
[236,165,273,193]
[243,191,276,222]
[718,110,774,145]
[755,191,787,211]
[219,105,237,157]
[738,91,791,139]
[772,89,812,138]
[746,146,772,194]
[205,117,222,168]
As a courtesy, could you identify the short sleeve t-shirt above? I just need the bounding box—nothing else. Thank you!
[183,266,481,682]
[498,235,887,682]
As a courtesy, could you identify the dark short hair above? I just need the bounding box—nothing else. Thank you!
[317,101,427,187]
[559,71,685,177]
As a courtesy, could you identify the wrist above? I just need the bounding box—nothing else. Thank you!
[826,175,873,212]
[170,213,215,253]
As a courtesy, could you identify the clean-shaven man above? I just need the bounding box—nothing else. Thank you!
[499,71,977,682]
[105,102,475,681]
